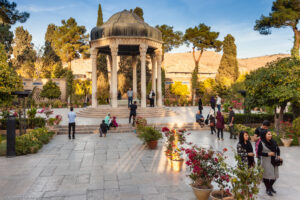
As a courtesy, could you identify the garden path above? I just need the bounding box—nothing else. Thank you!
[0,130,299,200]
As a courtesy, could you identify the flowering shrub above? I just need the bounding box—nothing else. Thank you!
[280,121,295,139]
[231,152,263,200]
[185,146,229,189]
[38,108,53,119]
[232,99,243,110]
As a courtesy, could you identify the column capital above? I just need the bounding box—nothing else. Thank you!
[110,43,118,57]
[139,44,148,56]
[90,48,98,57]
[154,49,162,57]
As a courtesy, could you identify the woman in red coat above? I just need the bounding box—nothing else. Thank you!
[216,111,225,140]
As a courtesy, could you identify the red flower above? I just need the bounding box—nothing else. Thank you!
[223,148,228,152]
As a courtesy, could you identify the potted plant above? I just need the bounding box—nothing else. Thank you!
[185,146,223,200]
[136,116,147,134]
[137,126,162,149]
[210,149,233,200]
[279,121,294,147]
[230,153,264,200]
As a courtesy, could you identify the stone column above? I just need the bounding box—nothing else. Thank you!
[110,43,118,108]
[155,49,162,107]
[151,54,157,106]
[132,55,137,100]
[140,44,148,108]
[91,48,98,108]
[107,55,112,101]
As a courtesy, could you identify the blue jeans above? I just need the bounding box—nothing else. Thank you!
[128,97,133,107]
[217,104,221,112]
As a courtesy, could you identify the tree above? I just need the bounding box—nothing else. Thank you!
[0,24,13,55]
[170,81,190,98]
[74,79,91,103]
[254,0,300,58]
[40,79,61,100]
[183,23,222,104]
[0,0,29,25]
[130,7,144,20]
[155,24,182,60]
[244,57,300,130]
[216,34,239,86]
[51,18,89,69]
[96,4,103,26]
[97,72,109,104]
[66,70,74,102]
[12,26,36,78]
[0,43,22,105]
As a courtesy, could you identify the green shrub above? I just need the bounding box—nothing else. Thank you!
[27,107,37,119]
[224,113,294,124]
[15,127,54,155]
[28,117,46,129]
[137,126,162,143]
[52,100,62,108]
[292,117,300,136]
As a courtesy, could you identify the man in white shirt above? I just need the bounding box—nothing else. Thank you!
[68,107,76,139]
[217,95,222,112]
[127,88,133,107]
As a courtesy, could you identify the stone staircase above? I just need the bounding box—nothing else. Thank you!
[76,106,177,118]
[56,122,209,135]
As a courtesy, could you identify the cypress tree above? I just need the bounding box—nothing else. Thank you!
[96,4,103,26]
[216,34,239,86]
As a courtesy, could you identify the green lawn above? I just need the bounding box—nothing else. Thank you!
[0,135,6,156]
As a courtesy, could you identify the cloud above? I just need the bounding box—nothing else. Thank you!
[20,5,66,13]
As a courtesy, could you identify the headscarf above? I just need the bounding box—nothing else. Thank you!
[261,131,277,152]
[216,111,222,118]
[239,131,253,153]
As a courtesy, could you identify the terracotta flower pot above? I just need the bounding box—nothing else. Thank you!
[171,159,184,172]
[191,185,213,200]
[210,190,234,200]
[147,140,158,149]
[280,138,293,147]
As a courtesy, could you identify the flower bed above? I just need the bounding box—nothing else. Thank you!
[223,113,294,124]
[15,127,55,155]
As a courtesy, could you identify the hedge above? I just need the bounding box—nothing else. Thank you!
[0,117,46,130]
[224,113,294,124]
[15,127,55,155]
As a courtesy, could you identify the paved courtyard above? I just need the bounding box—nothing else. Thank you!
[0,130,299,200]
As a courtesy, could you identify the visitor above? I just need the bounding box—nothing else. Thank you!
[198,97,203,113]
[99,120,107,137]
[254,120,270,159]
[111,116,118,128]
[127,88,133,107]
[237,131,255,168]
[210,96,216,111]
[216,111,225,140]
[118,90,122,100]
[228,107,236,139]
[208,109,216,135]
[258,131,282,196]
[195,110,204,127]
[216,95,222,112]
[149,90,155,107]
[68,107,76,139]
[129,101,137,125]
[104,113,112,130]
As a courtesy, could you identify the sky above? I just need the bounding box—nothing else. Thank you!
[11,0,294,58]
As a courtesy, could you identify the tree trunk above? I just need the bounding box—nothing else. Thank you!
[291,27,299,59]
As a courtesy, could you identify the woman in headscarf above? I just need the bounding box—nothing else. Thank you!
[210,96,216,111]
[237,131,255,168]
[208,109,216,135]
[216,111,225,140]
[104,113,111,130]
[258,131,281,196]
[111,116,118,128]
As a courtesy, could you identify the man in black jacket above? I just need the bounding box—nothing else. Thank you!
[100,120,108,137]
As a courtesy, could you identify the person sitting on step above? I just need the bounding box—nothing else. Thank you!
[100,120,108,137]
[111,116,118,128]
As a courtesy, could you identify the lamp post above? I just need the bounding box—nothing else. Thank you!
[13,90,32,135]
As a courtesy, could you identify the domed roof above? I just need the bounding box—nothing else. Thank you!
[91,10,162,41]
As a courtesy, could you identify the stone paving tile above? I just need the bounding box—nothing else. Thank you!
[0,132,299,200]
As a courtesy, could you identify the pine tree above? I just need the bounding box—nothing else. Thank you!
[12,26,36,78]
[96,4,103,26]
[0,24,13,56]
[216,34,239,86]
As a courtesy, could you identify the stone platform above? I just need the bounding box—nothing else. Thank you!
[76,106,177,118]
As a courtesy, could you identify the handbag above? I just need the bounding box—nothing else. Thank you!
[210,122,214,127]
[273,157,283,166]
